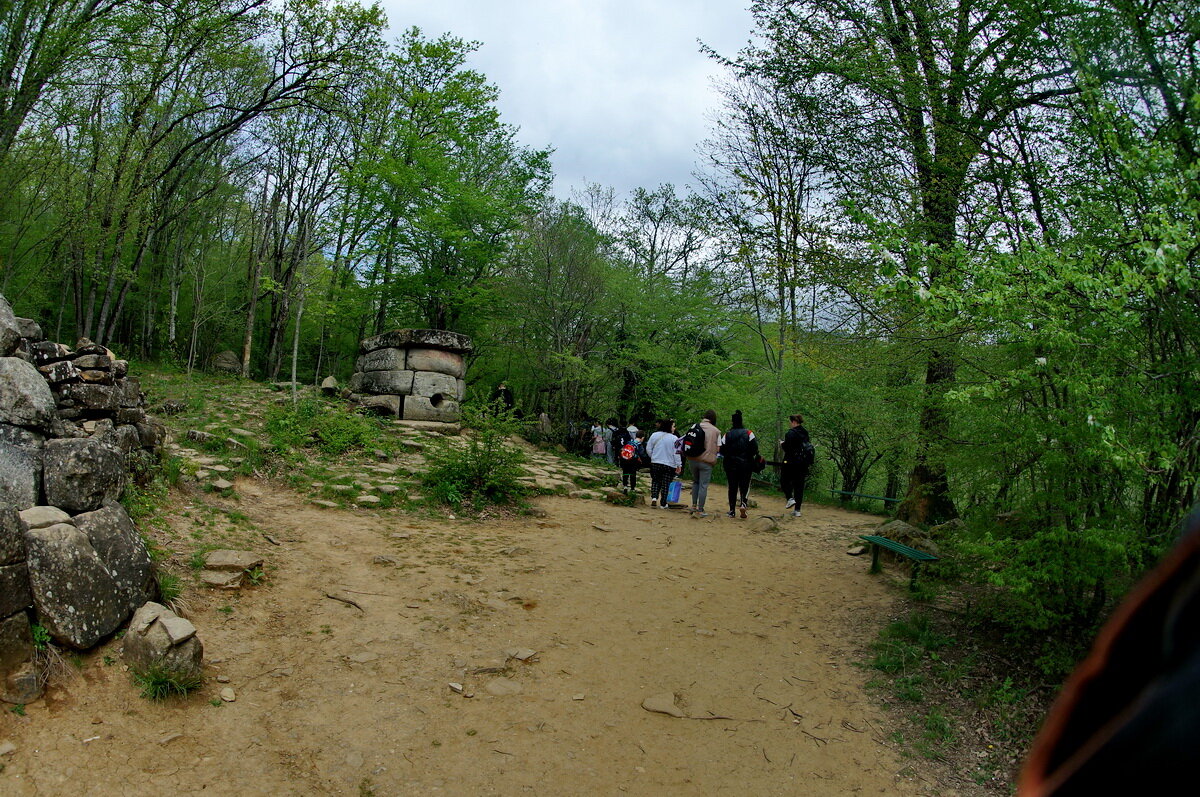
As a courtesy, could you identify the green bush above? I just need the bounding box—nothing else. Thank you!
[264,398,385,457]
[423,403,528,511]
[964,521,1141,676]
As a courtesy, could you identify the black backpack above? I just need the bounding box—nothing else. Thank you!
[799,440,815,468]
[680,423,705,457]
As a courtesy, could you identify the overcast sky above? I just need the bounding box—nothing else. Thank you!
[377,1,756,200]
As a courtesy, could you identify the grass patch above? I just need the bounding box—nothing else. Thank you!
[131,662,203,700]
[864,608,1050,791]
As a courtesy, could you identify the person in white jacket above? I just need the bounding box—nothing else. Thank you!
[646,418,681,508]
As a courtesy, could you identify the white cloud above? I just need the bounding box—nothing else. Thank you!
[378,1,754,198]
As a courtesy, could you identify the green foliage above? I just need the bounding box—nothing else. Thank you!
[131,662,203,701]
[161,455,187,487]
[30,624,50,651]
[121,476,169,523]
[264,398,385,457]
[423,402,528,511]
[962,521,1138,676]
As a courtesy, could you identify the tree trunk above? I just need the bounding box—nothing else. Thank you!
[896,345,958,524]
[290,284,305,405]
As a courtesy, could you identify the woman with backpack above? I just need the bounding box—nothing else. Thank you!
[780,414,813,517]
[619,430,649,494]
[720,410,759,518]
[590,420,606,461]
[646,418,681,508]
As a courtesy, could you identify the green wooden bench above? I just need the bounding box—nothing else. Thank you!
[858,535,939,591]
[832,489,900,505]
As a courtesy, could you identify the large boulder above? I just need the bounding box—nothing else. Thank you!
[0,612,38,705]
[0,423,44,448]
[17,505,70,531]
[0,560,31,618]
[58,382,120,413]
[360,369,414,396]
[135,420,165,450]
[211,350,241,374]
[0,295,20,356]
[24,523,127,648]
[0,442,42,511]
[411,371,458,400]
[876,519,939,557]
[403,394,460,422]
[116,378,142,408]
[358,394,403,417]
[13,317,42,342]
[0,356,55,429]
[360,329,472,354]
[405,347,465,378]
[0,502,23,564]
[73,504,154,615]
[355,348,405,372]
[74,353,113,371]
[42,438,124,512]
[36,359,80,384]
[122,602,203,680]
[28,341,70,367]
[0,499,32,618]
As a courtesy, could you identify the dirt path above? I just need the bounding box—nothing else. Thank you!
[1,486,931,795]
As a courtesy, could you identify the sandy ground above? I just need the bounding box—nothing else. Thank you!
[0,485,933,795]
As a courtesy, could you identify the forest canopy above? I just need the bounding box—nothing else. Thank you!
[2,0,1197,672]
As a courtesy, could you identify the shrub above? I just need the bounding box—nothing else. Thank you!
[964,521,1141,677]
[423,403,527,511]
[264,398,384,457]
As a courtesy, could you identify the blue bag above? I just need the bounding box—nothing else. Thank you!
[666,479,682,504]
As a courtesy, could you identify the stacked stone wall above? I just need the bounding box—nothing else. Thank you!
[348,329,471,423]
[0,294,164,703]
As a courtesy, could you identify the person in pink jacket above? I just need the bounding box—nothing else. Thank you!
[684,410,721,517]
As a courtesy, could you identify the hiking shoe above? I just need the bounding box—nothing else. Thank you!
[726,510,735,518]
[785,498,795,509]
[739,502,748,519]
[695,511,708,518]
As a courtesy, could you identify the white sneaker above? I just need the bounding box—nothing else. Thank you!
[791,509,802,517]
[785,498,796,509]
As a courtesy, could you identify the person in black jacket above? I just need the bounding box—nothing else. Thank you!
[780,414,812,517]
[720,410,759,518]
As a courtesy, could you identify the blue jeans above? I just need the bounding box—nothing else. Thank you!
[690,460,713,511]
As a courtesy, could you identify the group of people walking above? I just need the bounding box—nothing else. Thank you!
[590,411,813,519]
